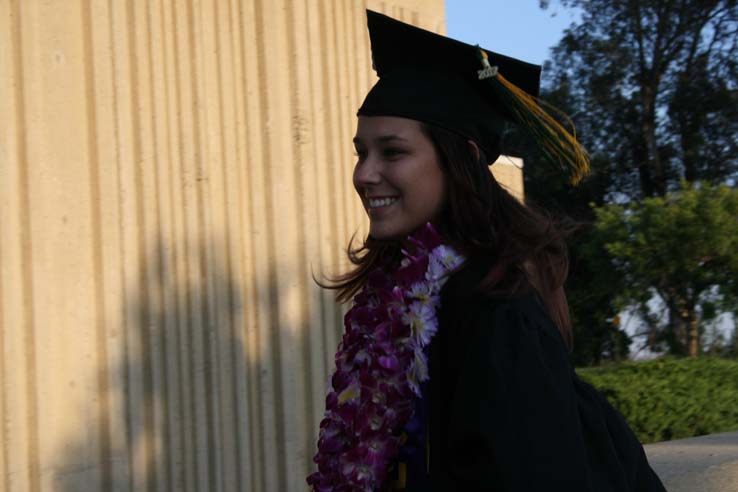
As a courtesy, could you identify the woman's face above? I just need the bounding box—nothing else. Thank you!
[353,116,446,240]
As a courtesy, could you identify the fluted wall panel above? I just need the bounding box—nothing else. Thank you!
[0,1,523,491]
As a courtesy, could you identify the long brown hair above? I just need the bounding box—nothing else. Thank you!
[320,123,574,350]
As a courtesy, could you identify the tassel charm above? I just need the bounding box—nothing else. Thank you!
[477,50,499,80]
[475,46,591,185]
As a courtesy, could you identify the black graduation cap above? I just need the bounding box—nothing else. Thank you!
[357,10,589,184]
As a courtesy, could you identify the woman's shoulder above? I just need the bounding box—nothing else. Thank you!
[438,255,570,360]
[441,254,531,297]
[440,256,551,328]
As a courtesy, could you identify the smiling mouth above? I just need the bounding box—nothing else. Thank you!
[367,197,399,209]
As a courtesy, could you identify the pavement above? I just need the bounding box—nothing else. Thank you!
[644,430,738,491]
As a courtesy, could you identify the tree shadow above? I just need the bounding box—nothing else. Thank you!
[50,234,317,492]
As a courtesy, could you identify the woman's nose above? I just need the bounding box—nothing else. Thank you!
[353,155,382,186]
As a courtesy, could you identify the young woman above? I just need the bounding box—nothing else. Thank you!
[307,10,666,492]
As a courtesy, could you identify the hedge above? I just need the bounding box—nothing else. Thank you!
[576,357,738,444]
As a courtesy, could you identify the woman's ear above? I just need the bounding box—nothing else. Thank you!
[467,140,481,162]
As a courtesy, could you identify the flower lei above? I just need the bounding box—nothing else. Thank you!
[307,223,465,492]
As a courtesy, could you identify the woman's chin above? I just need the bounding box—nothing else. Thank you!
[369,222,421,241]
[369,224,406,241]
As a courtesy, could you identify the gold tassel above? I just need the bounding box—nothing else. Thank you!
[476,48,590,185]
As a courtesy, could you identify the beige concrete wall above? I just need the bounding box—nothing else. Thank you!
[491,156,525,202]
[0,1,520,491]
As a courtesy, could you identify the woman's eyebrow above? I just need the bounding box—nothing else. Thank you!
[352,135,408,144]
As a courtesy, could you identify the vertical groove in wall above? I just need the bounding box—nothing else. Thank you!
[284,0,316,483]
[0,272,6,492]
[168,1,198,489]
[186,0,214,491]
[294,0,321,479]
[332,1,349,364]
[123,2,140,487]
[192,0,220,490]
[143,1,173,489]
[338,0,356,340]
[106,0,135,486]
[140,2,161,489]
[186,0,220,488]
[348,0,359,105]
[235,0,265,488]
[244,129,266,492]
[252,0,288,489]
[159,2,176,488]
[350,0,369,225]
[0,17,9,475]
[346,0,359,222]
[268,1,298,485]
[395,5,406,21]
[0,219,6,492]
[80,0,113,489]
[230,1,254,491]
[209,0,238,488]
[329,0,347,262]
[321,0,346,370]
[211,0,229,487]
[0,2,13,488]
[348,0,364,213]
[330,0,350,258]
[314,0,338,379]
[159,0,186,487]
[303,0,332,444]
[124,2,159,489]
[224,1,250,489]
[9,1,41,490]
[362,0,374,103]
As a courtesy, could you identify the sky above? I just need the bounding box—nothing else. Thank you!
[445,0,579,67]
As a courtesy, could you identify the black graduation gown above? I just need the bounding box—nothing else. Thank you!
[399,257,666,491]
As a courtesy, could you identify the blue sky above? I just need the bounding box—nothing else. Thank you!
[445,0,579,67]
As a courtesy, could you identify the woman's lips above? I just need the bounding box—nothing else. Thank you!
[366,196,399,214]
[368,196,398,206]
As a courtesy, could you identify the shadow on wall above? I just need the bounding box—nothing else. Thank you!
[51,235,313,492]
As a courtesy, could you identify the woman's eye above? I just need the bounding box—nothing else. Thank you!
[352,148,404,160]
[382,148,404,158]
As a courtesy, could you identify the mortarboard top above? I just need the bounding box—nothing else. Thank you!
[357,10,589,184]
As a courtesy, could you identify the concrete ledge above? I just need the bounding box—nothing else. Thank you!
[644,430,738,491]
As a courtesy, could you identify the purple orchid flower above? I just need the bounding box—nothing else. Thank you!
[307,223,465,491]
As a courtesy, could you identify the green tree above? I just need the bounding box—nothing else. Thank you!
[592,182,738,356]
[540,0,738,199]
[511,0,738,362]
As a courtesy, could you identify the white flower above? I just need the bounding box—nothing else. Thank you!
[425,255,446,282]
[435,245,465,268]
[426,245,462,282]
[407,281,433,304]
[412,348,429,383]
[402,300,437,345]
[407,348,429,396]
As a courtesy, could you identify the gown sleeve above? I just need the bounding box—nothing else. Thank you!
[428,294,666,492]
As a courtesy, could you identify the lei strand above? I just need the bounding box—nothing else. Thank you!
[307,223,465,492]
